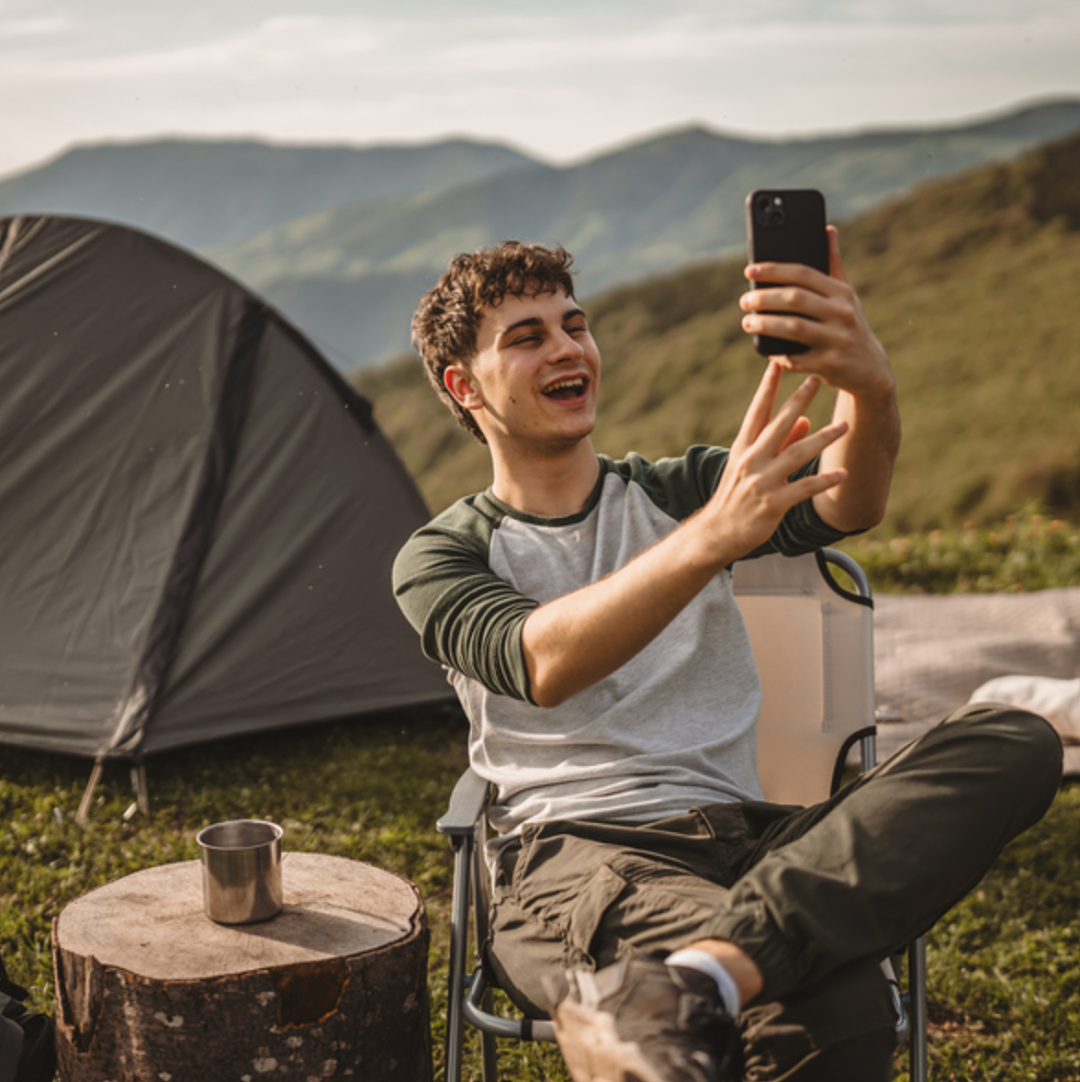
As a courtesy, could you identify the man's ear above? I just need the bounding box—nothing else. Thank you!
[444,364,483,410]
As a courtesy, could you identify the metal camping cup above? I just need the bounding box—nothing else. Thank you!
[196,819,283,924]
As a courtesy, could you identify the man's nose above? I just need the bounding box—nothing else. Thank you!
[550,329,584,361]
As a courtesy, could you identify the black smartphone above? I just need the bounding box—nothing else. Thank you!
[745,188,829,357]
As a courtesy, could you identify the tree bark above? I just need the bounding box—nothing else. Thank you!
[53,853,432,1081]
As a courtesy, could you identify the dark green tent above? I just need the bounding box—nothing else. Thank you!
[0,215,451,795]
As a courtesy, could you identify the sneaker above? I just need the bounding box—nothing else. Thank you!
[542,955,738,1082]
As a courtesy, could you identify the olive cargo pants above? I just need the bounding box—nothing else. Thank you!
[487,705,1062,1080]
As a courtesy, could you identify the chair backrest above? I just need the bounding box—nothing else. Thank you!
[733,549,876,806]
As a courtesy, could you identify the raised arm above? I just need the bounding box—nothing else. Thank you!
[739,226,900,533]
[522,364,848,707]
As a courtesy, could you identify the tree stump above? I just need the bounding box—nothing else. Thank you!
[52,853,432,1082]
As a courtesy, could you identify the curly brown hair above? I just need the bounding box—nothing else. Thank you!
[411,241,577,443]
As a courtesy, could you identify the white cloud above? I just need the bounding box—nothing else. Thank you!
[0,16,69,38]
[0,0,1077,178]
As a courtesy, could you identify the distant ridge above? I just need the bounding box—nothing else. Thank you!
[1,98,1078,369]
[208,97,1080,366]
[0,137,540,250]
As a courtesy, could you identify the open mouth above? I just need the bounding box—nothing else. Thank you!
[541,376,588,400]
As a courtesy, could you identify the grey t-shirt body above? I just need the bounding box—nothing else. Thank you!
[393,447,845,841]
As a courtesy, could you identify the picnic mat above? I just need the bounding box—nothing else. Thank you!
[873,587,1080,775]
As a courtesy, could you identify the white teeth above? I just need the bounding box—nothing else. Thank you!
[543,377,585,395]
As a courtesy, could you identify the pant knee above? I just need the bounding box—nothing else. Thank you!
[956,701,1061,766]
[948,702,1063,810]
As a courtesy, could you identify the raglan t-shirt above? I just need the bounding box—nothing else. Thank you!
[393,446,848,841]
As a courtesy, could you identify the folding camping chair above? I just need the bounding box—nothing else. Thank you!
[437,548,928,1082]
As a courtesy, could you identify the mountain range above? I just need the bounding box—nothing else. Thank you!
[2,98,1079,370]
[0,137,537,251]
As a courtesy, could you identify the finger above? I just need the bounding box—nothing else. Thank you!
[740,290,838,362]
[778,415,811,453]
[780,466,849,507]
[754,375,825,455]
[741,283,831,321]
[827,225,851,286]
[754,419,848,490]
[738,459,849,527]
[741,308,818,355]
[732,359,784,451]
[779,418,849,467]
[736,389,837,489]
[743,259,827,292]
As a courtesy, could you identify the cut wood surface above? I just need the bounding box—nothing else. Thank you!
[53,852,432,1082]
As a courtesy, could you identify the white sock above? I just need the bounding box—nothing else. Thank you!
[665,948,741,1018]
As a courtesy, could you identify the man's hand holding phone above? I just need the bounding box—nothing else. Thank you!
[739,188,900,534]
[740,225,893,403]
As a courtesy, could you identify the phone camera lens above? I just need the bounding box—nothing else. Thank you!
[755,193,785,227]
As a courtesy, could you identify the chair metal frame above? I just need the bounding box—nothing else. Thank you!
[437,548,928,1082]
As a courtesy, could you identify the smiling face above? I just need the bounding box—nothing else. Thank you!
[444,288,601,460]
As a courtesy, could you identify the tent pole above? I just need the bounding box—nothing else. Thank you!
[76,756,106,826]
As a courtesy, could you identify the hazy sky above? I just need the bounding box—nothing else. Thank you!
[2,0,1078,179]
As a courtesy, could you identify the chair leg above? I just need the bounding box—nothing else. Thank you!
[908,936,929,1082]
[445,840,473,1082]
[480,994,499,1082]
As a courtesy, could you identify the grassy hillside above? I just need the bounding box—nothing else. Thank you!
[356,129,1080,534]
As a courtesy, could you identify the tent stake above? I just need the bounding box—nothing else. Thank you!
[131,760,150,816]
[76,756,106,826]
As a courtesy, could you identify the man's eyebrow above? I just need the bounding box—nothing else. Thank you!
[501,316,544,337]
[499,308,588,338]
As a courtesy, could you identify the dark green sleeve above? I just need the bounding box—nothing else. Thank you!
[614,445,854,556]
[392,520,538,702]
[607,446,731,519]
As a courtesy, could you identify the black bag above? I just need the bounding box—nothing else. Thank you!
[0,955,56,1082]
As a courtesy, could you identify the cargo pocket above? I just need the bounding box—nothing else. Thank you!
[562,863,628,971]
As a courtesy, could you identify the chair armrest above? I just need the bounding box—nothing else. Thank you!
[820,547,872,603]
[437,767,491,837]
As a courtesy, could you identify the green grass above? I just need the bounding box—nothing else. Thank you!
[910,784,1080,1082]
[846,508,1080,594]
[3,517,1080,1080]
[0,707,574,1082]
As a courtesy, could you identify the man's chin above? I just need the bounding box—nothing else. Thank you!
[535,425,595,456]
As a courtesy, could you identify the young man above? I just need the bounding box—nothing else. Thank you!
[394,238,1061,1081]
